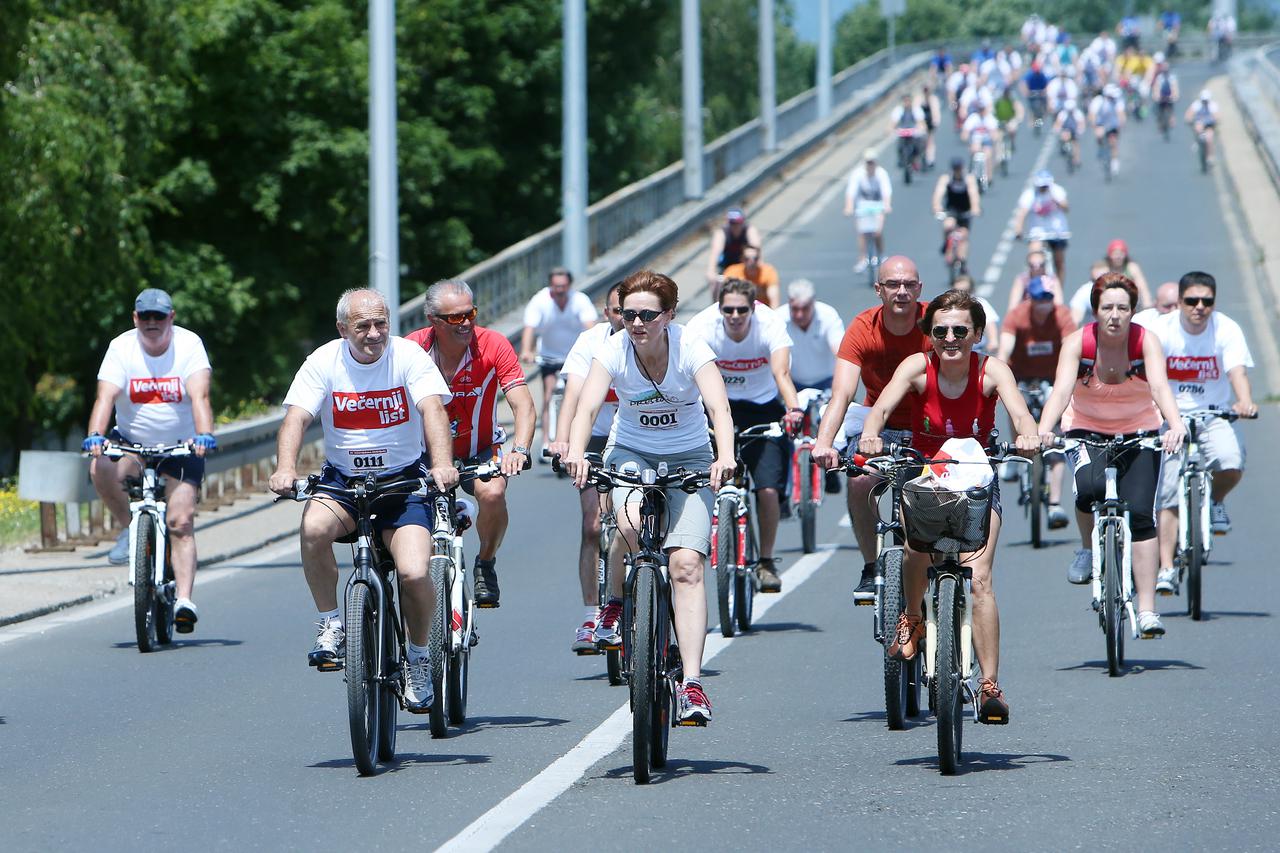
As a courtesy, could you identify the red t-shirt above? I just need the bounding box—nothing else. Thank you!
[836,303,930,429]
[405,326,526,459]
[1001,302,1075,380]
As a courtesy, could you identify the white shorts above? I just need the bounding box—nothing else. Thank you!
[1156,417,1245,510]
[603,443,714,555]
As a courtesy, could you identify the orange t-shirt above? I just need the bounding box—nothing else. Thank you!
[721,261,780,306]
[1002,302,1076,380]
[836,303,930,429]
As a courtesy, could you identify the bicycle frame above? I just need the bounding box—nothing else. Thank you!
[127,465,170,592]
[922,558,976,701]
[429,492,472,658]
[1176,427,1212,569]
[1090,465,1138,638]
[341,493,403,693]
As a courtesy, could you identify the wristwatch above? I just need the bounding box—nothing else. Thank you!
[511,445,530,456]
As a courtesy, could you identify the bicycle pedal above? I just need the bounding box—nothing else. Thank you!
[675,718,707,728]
[314,660,344,673]
[977,712,1009,725]
[475,601,500,609]
[853,597,875,607]
[574,648,602,656]
[597,642,622,652]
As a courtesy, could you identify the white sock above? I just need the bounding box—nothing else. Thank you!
[407,641,430,663]
[319,608,341,627]
[584,606,599,624]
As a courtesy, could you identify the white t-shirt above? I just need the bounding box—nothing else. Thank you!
[891,104,925,131]
[962,112,999,140]
[594,323,716,454]
[1089,95,1125,129]
[972,295,1000,355]
[97,326,212,445]
[687,303,793,405]
[561,323,621,438]
[1017,184,1070,240]
[283,337,452,476]
[1046,76,1079,108]
[845,165,892,208]
[1070,281,1095,326]
[785,301,844,387]
[1131,307,1163,328]
[522,288,597,362]
[959,88,995,117]
[1148,311,1253,411]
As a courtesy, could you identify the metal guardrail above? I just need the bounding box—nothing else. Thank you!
[1230,43,1280,197]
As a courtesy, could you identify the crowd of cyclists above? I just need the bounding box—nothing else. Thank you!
[79,12,1259,764]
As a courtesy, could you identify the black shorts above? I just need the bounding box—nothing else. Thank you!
[1044,238,1068,251]
[317,457,432,535]
[1065,430,1161,541]
[729,398,790,492]
[947,211,972,230]
[108,428,206,486]
[538,361,564,379]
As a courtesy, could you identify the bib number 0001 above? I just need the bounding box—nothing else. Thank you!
[352,454,385,469]
[639,411,677,429]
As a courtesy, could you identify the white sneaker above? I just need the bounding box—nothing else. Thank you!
[174,598,198,633]
[404,656,434,713]
[1111,158,1120,176]
[1047,504,1070,529]
[108,529,130,566]
[1156,567,1179,596]
[1210,501,1231,534]
[853,258,869,274]
[1137,610,1166,638]
[1067,548,1093,584]
[307,619,345,670]
[571,620,599,654]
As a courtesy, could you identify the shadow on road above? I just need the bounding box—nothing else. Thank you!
[1005,538,1077,549]
[1165,610,1270,621]
[111,638,244,650]
[399,715,570,736]
[308,753,490,771]
[1057,658,1204,674]
[741,621,823,635]
[895,751,1070,773]
[600,757,772,782]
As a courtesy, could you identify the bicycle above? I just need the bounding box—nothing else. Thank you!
[1195,127,1212,174]
[791,392,831,555]
[1165,408,1254,620]
[1156,100,1174,140]
[93,441,193,653]
[286,460,497,775]
[569,457,712,784]
[896,130,921,185]
[938,211,970,286]
[1059,131,1078,174]
[1097,133,1115,182]
[538,356,567,475]
[854,199,885,288]
[969,147,991,194]
[1016,381,1051,549]
[574,450,625,685]
[1028,92,1047,135]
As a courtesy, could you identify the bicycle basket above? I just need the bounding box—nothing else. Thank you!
[901,478,993,553]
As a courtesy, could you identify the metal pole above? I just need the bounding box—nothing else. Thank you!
[759,0,776,151]
[369,0,399,332]
[817,0,832,118]
[562,0,588,279]
[682,0,703,199]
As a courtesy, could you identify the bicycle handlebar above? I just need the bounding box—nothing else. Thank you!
[284,460,504,503]
[85,441,193,461]
[841,442,1032,476]
[1182,406,1257,424]
[545,451,710,494]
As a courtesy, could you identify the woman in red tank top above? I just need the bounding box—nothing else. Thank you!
[859,290,1042,723]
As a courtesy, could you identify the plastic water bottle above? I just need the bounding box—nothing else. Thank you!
[454,495,478,530]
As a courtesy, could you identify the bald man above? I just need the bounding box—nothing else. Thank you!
[1133,281,1180,327]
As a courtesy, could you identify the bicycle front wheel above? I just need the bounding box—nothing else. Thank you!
[714,498,737,638]
[881,548,909,731]
[935,576,964,775]
[735,514,757,632]
[429,557,451,738]
[133,517,159,653]
[1103,523,1125,677]
[345,582,381,776]
[630,564,659,784]
[448,575,471,725]
[799,449,817,554]
[1187,476,1204,620]
[1029,455,1044,549]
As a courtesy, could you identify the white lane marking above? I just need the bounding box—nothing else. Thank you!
[976,132,1056,298]
[436,544,841,853]
[0,536,300,647]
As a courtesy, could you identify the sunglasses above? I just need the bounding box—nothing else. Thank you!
[720,305,752,316]
[432,308,477,325]
[1183,296,1215,308]
[930,325,970,341]
[622,308,663,323]
[137,311,169,322]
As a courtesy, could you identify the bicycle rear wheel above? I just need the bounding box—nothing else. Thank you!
[881,548,909,731]
[735,516,757,632]
[935,576,964,775]
[345,582,381,776]
[429,557,451,738]
[1029,455,1044,549]
[630,563,659,784]
[799,449,817,554]
[1103,524,1125,677]
[714,498,737,638]
[1186,476,1204,620]
[133,517,159,653]
[377,590,398,762]
[155,543,176,645]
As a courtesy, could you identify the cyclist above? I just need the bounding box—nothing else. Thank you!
[406,279,535,609]
[957,81,995,126]
[857,289,1042,723]
[1006,248,1064,315]
[1013,170,1071,286]
[997,276,1076,528]
[720,244,781,308]
[889,92,926,174]
[1160,9,1182,58]
[1150,271,1257,594]
[1036,274,1185,638]
[929,46,953,87]
[920,83,943,169]
[784,279,844,394]
[705,207,764,290]
[1115,45,1152,118]
[962,100,1001,185]
[993,85,1025,161]
[1149,53,1179,129]
[1089,84,1126,176]
[843,149,893,275]
[548,283,625,650]
[932,156,982,278]
[1045,66,1080,114]
[1117,16,1142,52]
[268,289,458,713]
[1133,281,1180,327]
[687,278,802,592]
[85,288,214,632]
[1209,12,1236,62]
[520,267,597,459]
[812,256,930,601]
[1184,89,1220,167]
[1101,238,1153,309]
[1053,97,1085,170]
[564,269,737,725]
[1022,60,1050,129]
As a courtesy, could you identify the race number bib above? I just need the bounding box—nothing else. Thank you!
[637,408,679,430]
[1026,340,1055,357]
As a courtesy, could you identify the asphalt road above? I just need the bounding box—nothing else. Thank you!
[4,60,1279,851]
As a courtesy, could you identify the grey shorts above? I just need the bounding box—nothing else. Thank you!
[603,443,714,556]
[1156,417,1245,509]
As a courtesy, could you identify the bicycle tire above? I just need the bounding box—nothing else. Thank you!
[155,546,175,645]
[376,589,398,762]
[650,600,672,769]
[1199,136,1208,173]
[1103,523,1124,677]
[799,449,817,554]
[345,582,381,776]
[714,498,737,638]
[631,563,658,784]
[736,510,757,632]
[1030,454,1044,549]
[881,548,909,730]
[597,532,624,685]
[133,517,159,653]
[429,557,450,738]
[447,577,471,724]
[935,575,964,775]
[1187,476,1204,620]
[906,653,923,718]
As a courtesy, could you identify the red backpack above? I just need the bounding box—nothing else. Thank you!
[1079,322,1146,380]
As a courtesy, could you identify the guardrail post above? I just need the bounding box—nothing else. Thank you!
[40,502,58,548]
[66,501,81,538]
[88,499,102,537]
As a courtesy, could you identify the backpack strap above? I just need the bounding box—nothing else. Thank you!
[1127,323,1146,378]
[1078,322,1098,379]
[1078,321,1146,379]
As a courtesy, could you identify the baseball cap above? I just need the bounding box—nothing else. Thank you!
[726,207,745,223]
[1200,88,1212,101]
[135,288,174,314]
[863,148,878,162]
[1107,238,1128,255]
[1033,169,1053,187]
[1026,276,1053,301]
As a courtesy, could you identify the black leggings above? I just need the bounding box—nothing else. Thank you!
[1066,430,1162,541]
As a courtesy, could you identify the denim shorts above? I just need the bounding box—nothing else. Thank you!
[316,458,432,535]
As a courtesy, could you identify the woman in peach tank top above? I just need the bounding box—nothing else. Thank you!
[1038,274,1185,637]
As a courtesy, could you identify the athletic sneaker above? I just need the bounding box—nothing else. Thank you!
[1067,548,1093,584]
[1156,566,1179,596]
[474,557,501,607]
[853,257,870,274]
[594,599,623,648]
[678,680,712,726]
[174,598,198,634]
[308,619,346,670]
[1137,610,1166,638]
[108,529,130,566]
[853,565,877,603]
[403,656,434,713]
[976,678,1010,724]
[572,620,600,655]
[1210,501,1231,535]
[1047,504,1070,529]
[756,558,782,593]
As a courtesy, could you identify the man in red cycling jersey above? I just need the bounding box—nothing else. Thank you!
[407,279,537,608]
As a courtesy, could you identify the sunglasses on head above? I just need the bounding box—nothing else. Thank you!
[930,325,970,341]
[1183,296,1215,308]
[137,311,168,322]
[432,307,477,325]
[720,305,752,316]
[622,308,663,323]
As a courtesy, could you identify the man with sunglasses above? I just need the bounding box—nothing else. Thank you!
[1148,271,1257,593]
[407,280,536,608]
[688,279,801,592]
[85,288,214,632]
[812,256,930,601]
[520,267,597,459]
